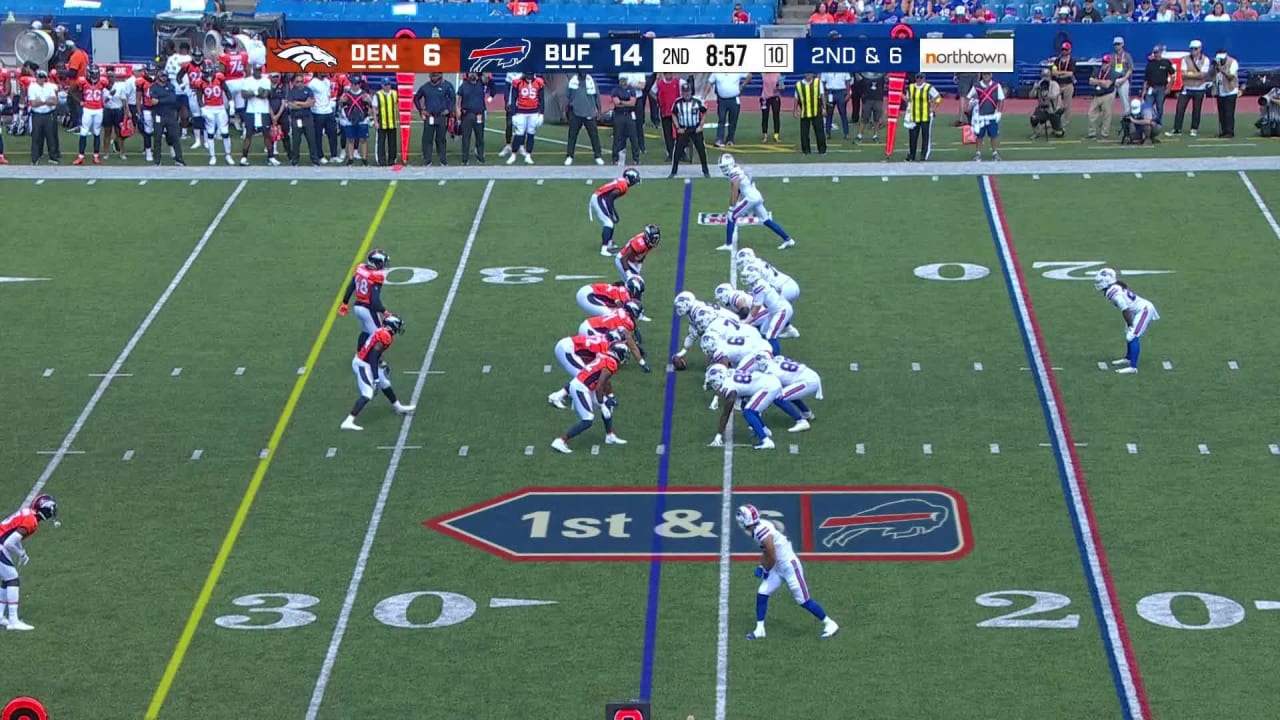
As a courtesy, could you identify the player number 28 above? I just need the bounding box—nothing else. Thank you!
[977,590,1250,631]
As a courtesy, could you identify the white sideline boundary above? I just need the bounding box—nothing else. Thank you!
[3,156,1278,183]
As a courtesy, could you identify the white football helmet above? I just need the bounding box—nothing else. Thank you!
[704,363,730,391]
[700,331,723,358]
[718,153,736,176]
[740,264,762,288]
[674,290,697,317]
[735,503,760,530]
[1094,267,1118,291]
[734,247,756,271]
[691,305,714,333]
[714,282,736,307]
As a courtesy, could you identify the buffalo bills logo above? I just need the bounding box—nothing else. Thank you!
[819,498,949,547]
[467,38,532,72]
[273,43,340,71]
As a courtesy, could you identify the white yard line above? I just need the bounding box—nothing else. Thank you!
[305,179,495,720]
[1239,171,1280,240]
[714,240,738,720]
[22,180,247,506]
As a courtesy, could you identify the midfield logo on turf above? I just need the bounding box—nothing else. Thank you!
[424,486,972,561]
[698,213,763,226]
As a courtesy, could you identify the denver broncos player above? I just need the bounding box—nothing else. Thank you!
[751,352,821,421]
[340,248,390,350]
[506,71,545,165]
[735,504,839,640]
[1094,268,1161,374]
[589,168,642,257]
[341,314,415,431]
[575,277,644,317]
[193,64,233,165]
[218,36,250,129]
[73,66,111,165]
[717,154,795,252]
[578,301,649,371]
[0,494,60,631]
[551,344,630,453]
[548,330,623,408]
[704,362,808,449]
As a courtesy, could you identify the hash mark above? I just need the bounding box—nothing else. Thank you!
[1228,360,1239,370]
[973,362,984,372]
[259,448,270,459]
[591,445,600,456]
[543,364,552,373]
[1098,362,1108,371]
[482,365,491,374]
[782,177,790,183]
[1134,172,1143,179]
[1187,171,1196,177]
[524,445,534,456]
[234,367,246,376]
[1083,173,1092,179]
[122,449,134,461]
[789,444,799,454]
[87,179,96,186]
[665,363,675,373]
[297,366,307,375]
[989,443,1000,455]
[138,180,147,185]
[1254,600,1280,610]
[290,180,298,186]
[1032,174,1040,180]
[438,180,447,186]
[340,180,348,187]
[855,442,865,455]
[881,176,888,182]
[849,363,859,372]
[326,447,337,458]
[171,367,182,376]
[42,368,53,378]
[35,179,45,185]
[1269,444,1279,456]
[459,445,469,457]
[931,175,938,182]
[585,180,592,185]
[911,362,921,372]
[1198,443,1210,455]
[536,179,545,185]
[1162,360,1173,371]
[656,444,666,455]
[923,443,933,455]
[191,449,203,461]
[189,179,198,186]
[1127,443,1138,454]
[832,177,840,183]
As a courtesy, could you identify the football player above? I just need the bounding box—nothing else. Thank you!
[752,352,821,420]
[579,302,649,371]
[551,344,630,453]
[737,248,800,304]
[704,363,808,450]
[73,66,111,165]
[340,248,390,350]
[735,504,839,640]
[575,278,643,318]
[742,264,794,355]
[714,282,753,320]
[1094,268,1161,375]
[616,224,661,283]
[700,331,772,371]
[182,56,205,150]
[341,313,415,431]
[548,330,623,408]
[0,494,60,631]
[717,154,795,252]
[589,168,642,256]
[506,71,544,165]
[193,64,233,165]
[218,36,250,130]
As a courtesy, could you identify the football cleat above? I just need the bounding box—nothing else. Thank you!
[5,620,34,632]
[393,402,416,415]
[802,410,816,421]
[383,314,404,335]
[754,437,776,450]
[745,629,765,640]
[604,433,628,445]
[551,437,572,454]
[1116,367,1139,375]
[820,619,840,639]
[367,248,390,270]
[599,246,613,257]
[340,416,364,431]
[787,419,811,433]
[780,326,800,339]
[777,239,796,250]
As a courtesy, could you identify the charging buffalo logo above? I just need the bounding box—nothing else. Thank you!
[466,38,532,72]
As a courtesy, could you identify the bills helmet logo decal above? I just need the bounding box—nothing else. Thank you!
[466,38,532,72]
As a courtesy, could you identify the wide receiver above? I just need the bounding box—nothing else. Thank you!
[340,248,390,349]
[736,503,839,640]
[0,494,60,631]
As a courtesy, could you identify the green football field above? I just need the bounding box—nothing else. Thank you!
[2,154,1280,720]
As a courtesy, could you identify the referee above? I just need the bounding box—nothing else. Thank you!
[374,79,399,167]
[669,79,709,178]
[905,73,941,162]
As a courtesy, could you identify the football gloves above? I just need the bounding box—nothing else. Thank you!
[753,565,768,580]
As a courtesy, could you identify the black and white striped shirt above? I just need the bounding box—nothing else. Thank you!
[672,96,707,129]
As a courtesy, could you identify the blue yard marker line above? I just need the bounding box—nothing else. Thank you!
[638,180,694,702]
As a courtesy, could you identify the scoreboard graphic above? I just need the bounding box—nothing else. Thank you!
[265,36,1013,75]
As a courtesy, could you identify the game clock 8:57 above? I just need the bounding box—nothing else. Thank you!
[704,41,748,69]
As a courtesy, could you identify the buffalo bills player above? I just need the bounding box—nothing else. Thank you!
[736,504,839,640]
[1094,268,1160,374]
[0,494,60,631]
[341,314,415,431]
[340,248,390,350]
[717,154,795,251]
[704,363,808,450]
[589,168,642,256]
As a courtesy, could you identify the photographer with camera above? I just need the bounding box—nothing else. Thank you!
[1120,97,1159,145]
[1030,69,1065,138]
[1257,87,1280,137]
[1211,49,1239,138]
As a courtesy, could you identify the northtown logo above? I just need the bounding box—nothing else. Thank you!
[273,43,340,71]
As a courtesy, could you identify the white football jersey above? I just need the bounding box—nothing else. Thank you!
[755,260,793,291]
[720,289,753,314]
[752,518,798,565]
[728,164,762,200]
[723,368,781,400]
[764,356,811,385]
[707,313,759,341]
[1105,284,1154,314]
[750,280,787,314]
[713,334,772,368]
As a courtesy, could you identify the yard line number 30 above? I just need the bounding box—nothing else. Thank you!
[978,590,1252,631]
[216,591,484,631]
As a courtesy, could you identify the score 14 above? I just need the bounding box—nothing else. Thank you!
[610,42,644,69]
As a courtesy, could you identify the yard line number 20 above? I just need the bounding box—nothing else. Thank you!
[978,590,1252,631]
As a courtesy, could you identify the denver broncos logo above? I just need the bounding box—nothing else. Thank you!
[273,42,340,71]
